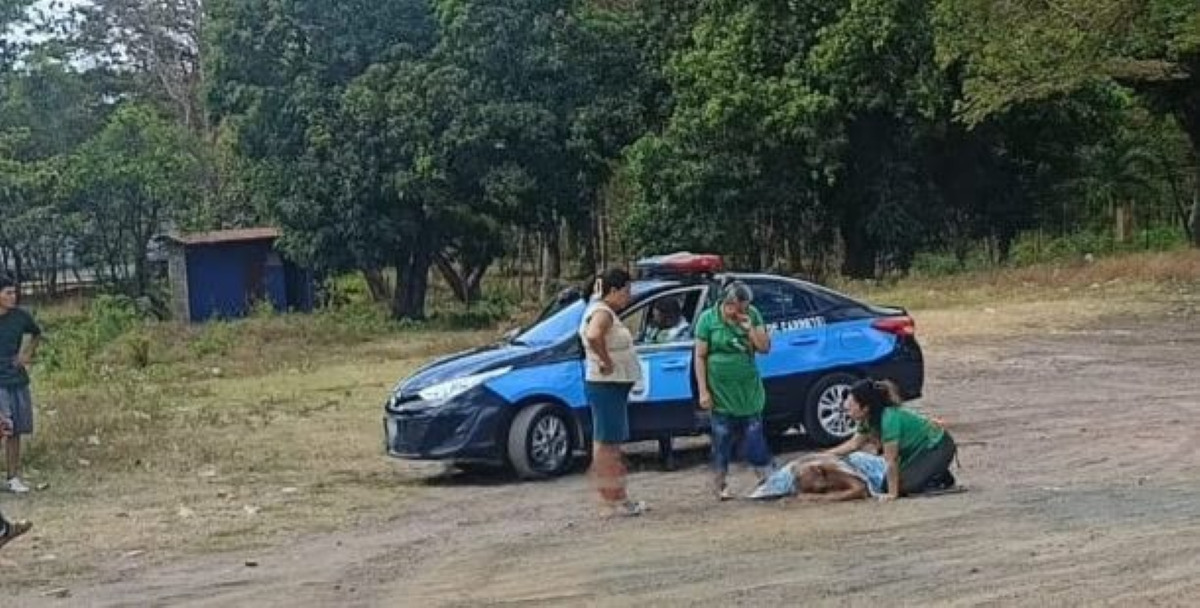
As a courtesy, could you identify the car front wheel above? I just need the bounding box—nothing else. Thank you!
[507,403,575,479]
[803,373,859,447]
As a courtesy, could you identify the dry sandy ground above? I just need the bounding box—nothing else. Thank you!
[8,298,1200,607]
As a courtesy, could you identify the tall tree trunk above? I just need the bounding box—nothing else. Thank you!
[433,252,490,306]
[581,202,598,280]
[48,242,60,297]
[362,268,391,302]
[839,216,876,279]
[392,244,432,321]
[540,223,561,300]
[1156,147,1193,240]
[1191,187,1200,248]
[12,250,24,284]
[516,232,527,300]
[1177,98,1200,247]
[466,269,485,304]
[598,193,612,271]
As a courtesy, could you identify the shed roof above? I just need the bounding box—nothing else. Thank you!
[162,227,282,246]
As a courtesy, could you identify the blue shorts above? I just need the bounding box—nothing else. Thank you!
[0,385,33,436]
[585,382,632,444]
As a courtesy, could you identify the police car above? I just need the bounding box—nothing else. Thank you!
[383,253,924,478]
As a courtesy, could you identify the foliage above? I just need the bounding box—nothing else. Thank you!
[63,103,208,293]
[0,0,1196,308]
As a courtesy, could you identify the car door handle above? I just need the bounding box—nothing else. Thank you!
[789,337,819,346]
[661,361,690,371]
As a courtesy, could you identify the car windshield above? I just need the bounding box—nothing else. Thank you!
[510,280,678,347]
[512,299,587,346]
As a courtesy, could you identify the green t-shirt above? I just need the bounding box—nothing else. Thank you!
[0,308,41,387]
[695,305,766,417]
[858,406,945,470]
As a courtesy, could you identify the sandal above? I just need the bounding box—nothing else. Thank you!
[602,500,647,518]
[0,519,32,550]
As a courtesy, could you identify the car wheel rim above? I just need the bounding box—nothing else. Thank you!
[818,383,856,439]
[530,414,569,472]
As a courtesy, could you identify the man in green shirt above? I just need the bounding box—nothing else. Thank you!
[0,275,41,494]
[694,281,773,500]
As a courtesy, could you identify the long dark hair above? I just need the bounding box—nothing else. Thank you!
[594,267,631,299]
[850,378,903,434]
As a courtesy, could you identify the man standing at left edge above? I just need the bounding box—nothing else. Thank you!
[0,274,41,494]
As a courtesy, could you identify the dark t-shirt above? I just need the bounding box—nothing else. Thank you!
[0,308,41,387]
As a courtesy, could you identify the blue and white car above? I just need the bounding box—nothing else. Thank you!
[383,254,924,478]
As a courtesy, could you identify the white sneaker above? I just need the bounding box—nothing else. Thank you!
[6,477,30,494]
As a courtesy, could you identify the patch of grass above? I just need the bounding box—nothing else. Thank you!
[9,313,491,584]
[838,250,1200,311]
[909,226,1190,278]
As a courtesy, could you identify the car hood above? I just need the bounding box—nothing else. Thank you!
[396,343,533,396]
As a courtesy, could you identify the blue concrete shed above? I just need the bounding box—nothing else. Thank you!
[158,228,315,322]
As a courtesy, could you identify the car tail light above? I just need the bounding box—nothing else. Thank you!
[872,316,915,337]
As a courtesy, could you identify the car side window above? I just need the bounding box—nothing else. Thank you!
[631,288,704,344]
[745,280,820,325]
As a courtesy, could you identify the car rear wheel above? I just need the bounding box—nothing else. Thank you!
[508,403,575,479]
[803,373,860,447]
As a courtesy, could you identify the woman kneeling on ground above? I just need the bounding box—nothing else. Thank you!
[827,379,956,501]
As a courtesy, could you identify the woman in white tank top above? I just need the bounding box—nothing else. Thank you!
[580,268,646,517]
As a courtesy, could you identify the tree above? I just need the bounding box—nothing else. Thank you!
[72,0,206,132]
[1,0,30,66]
[936,0,1200,246]
[0,55,112,291]
[204,0,441,317]
[624,0,947,278]
[64,104,206,295]
[0,57,110,161]
[432,0,614,298]
[560,4,661,275]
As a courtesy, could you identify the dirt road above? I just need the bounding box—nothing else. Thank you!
[11,306,1200,607]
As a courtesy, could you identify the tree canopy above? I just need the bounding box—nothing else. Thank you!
[0,0,1195,315]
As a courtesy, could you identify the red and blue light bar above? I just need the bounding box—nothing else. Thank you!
[635,252,725,279]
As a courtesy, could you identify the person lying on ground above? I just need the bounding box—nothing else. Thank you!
[748,452,886,502]
[827,379,957,501]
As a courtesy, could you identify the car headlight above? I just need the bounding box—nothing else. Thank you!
[416,367,512,402]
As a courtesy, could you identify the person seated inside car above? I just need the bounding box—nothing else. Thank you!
[643,298,690,343]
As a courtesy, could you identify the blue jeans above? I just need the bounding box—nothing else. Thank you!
[711,412,773,474]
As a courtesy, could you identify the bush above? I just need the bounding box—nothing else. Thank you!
[430,297,510,330]
[188,320,238,358]
[37,294,146,385]
[910,252,969,277]
[1007,225,1188,267]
